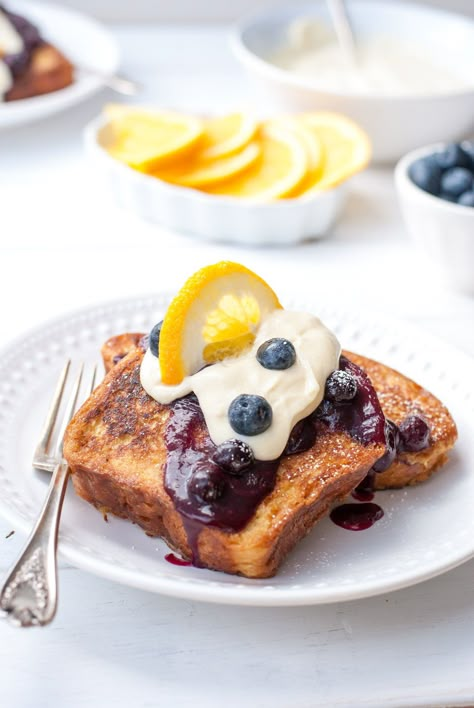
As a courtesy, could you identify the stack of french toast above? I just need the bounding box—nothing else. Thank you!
[64,264,457,579]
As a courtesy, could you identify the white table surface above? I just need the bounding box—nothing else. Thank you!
[1,24,474,708]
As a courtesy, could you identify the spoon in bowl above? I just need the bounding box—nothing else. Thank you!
[326,0,358,65]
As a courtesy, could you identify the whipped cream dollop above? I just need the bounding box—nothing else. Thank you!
[140,309,341,461]
[0,9,24,99]
[272,20,472,96]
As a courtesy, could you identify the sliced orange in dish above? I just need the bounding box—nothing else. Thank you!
[295,112,371,193]
[153,141,261,188]
[204,124,309,201]
[104,105,203,172]
[267,117,324,197]
[199,112,259,161]
[159,262,282,385]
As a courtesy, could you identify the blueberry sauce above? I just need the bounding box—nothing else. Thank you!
[313,356,387,529]
[165,552,192,567]
[164,395,279,531]
[283,417,316,456]
[163,356,390,565]
[373,419,400,472]
[313,356,386,446]
[1,6,43,79]
[330,503,384,530]
[351,470,376,502]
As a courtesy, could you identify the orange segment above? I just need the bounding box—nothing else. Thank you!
[205,124,309,201]
[199,112,259,160]
[295,112,371,193]
[159,262,282,385]
[267,117,324,197]
[104,105,203,171]
[153,141,261,188]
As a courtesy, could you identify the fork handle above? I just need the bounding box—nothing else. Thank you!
[0,461,70,627]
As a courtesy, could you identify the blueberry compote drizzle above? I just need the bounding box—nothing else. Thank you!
[315,356,386,529]
[164,356,391,564]
[165,552,192,567]
[164,395,280,565]
[330,503,384,531]
[351,470,375,502]
[314,356,386,446]
[1,6,43,78]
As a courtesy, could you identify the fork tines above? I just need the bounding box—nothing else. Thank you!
[33,362,97,473]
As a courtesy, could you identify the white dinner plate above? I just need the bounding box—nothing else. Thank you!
[0,294,473,606]
[0,1,119,129]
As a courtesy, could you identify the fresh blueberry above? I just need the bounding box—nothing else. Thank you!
[148,321,163,357]
[256,338,296,370]
[440,167,474,198]
[189,468,226,503]
[435,143,472,170]
[398,415,431,452]
[408,157,441,195]
[228,394,272,436]
[458,190,474,207]
[213,439,254,475]
[325,370,358,402]
[373,419,400,472]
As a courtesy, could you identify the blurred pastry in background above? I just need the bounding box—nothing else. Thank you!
[0,3,73,101]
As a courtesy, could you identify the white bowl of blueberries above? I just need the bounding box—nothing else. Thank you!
[395,140,474,295]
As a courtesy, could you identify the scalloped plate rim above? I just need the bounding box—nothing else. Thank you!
[0,292,473,606]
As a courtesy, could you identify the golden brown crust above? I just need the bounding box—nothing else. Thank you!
[5,43,74,101]
[63,336,457,578]
[101,333,145,372]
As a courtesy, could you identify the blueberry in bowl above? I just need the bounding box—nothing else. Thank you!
[395,141,474,294]
[406,141,474,208]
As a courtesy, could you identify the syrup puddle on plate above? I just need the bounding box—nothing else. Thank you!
[330,502,384,531]
[165,552,192,567]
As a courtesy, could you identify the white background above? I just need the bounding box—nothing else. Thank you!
[0,4,474,708]
[50,0,474,22]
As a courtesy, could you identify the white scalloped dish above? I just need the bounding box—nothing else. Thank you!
[0,295,473,606]
[83,116,347,246]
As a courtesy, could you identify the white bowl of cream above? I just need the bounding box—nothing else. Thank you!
[231,0,474,163]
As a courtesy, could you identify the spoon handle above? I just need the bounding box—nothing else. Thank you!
[327,0,358,65]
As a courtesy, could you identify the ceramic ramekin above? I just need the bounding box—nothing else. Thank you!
[83,115,348,247]
[395,144,474,295]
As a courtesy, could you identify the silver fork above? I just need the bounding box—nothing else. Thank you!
[0,362,97,627]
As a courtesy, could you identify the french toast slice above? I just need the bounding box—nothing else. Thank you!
[63,336,457,578]
[344,352,457,490]
[64,345,384,578]
[5,43,74,101]
[100,334,458,491]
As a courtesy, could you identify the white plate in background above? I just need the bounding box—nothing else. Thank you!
[0,0,119,128]
[0,294,472,606]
